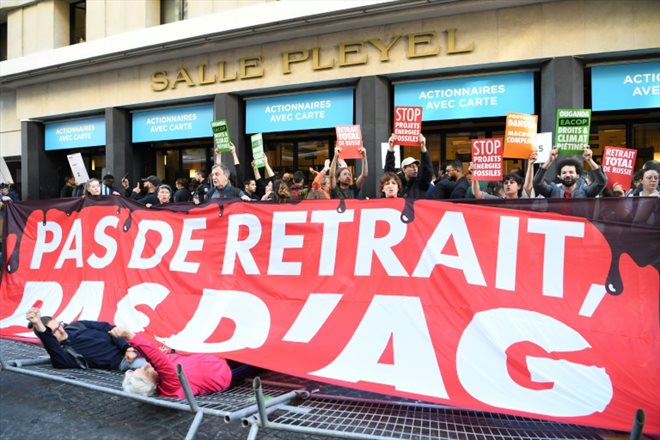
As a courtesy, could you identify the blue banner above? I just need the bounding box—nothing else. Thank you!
[394,72,534,121]
[246,89,354,134]
[44,116,106,151]
[132,104,213,142]
[592,61,660,111]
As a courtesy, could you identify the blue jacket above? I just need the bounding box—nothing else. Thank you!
[35,320,129,370]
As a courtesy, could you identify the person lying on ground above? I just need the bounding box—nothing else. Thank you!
[109,327,232,398]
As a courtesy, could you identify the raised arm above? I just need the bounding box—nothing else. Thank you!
[355,146,368,190]
[524,151,537,197]
[533,147,558,198]
[384,133,397,172]
[329,146,340,190]
[469,163,484,199]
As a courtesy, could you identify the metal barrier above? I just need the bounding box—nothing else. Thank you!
[0,338,306,440]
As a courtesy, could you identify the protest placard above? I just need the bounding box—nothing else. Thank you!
[335,125,363,159]
[471,138,503,181]
[211,119,232,153]
[0,156,13,184]
[555,109,591,155]
[67,153,90,185]
[601,146,637,189]
[534,132,553,164]
[503,113,537,159]
[251,133,265,168]
[393,106,423,146]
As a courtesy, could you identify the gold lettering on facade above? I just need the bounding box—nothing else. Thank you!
[367,37,400,62]
[218,61,237,82]
[339,41,367,67]
[446,28,474,54]
[312,48,335,70]
[151,29,474,91]
[152,71,169,92]
[283,50,310,74]
[197,64,216,85]
[171,67,196,89]
[240,56,264,79]
[407,32,440,58]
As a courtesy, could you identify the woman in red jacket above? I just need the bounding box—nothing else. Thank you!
[109,327,232,398]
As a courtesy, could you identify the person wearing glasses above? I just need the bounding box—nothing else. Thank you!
[25,307,130,370]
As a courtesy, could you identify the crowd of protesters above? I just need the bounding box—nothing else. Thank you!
[2,134,658,210]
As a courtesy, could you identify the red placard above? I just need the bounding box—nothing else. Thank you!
[335,125,363,159]
[471,138,503,181]
[1,198,658,434]
[503,112,537,159]
[393,106,423,146]
[601,146,638,189]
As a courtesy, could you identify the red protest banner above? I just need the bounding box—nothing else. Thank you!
[335,125,363,159]
[1,197,658,434]
[601,146,638,189]
[503,113,537,159]
[471,138,503,181]
[393,106,423,146]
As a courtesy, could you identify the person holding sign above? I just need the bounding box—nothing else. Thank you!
[329,145,368,200]
[207,163,250,201]
[384,133,432,199]
[533,146,606,198]
[469,165,525,200]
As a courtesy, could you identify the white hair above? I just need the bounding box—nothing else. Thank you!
[122,370,157,396]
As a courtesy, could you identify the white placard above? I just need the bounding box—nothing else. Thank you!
[0,156,13,184]
[67,153,90,185]
[381,142,401,169]
[535,132,553,164]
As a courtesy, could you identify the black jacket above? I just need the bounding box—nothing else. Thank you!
[384,150,433,199]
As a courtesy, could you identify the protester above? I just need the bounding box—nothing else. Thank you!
[101,174,122,196]
[146,184,173,208]
[469,165,525,200]
[206,164,250,200]
[25,307,129,370]
[447,159,469,199]
[84,178,102,196]
[533,146,606,198]
[631,160,660,196]
[635,168,659,197]
[59,176,76,197]
[430,161,457,199]
[380,171,402,198]
[109,327,232,398]
[329,145,368,199]
[290,171,309,201]
[384,133,432,199]
[173,178,191,202]
[128,175,160,205]
[306,169,331,200]
[252,156,276,199]
[192,169,210,204]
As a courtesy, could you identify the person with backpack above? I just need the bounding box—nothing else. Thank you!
[25,307,130,370]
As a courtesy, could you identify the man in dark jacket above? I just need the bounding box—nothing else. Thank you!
[25,307,129,370]
[384,133,433,199]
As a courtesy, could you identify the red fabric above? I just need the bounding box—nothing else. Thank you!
[563,191,572,198]
[0,197,658,433]
[131,333,231,398]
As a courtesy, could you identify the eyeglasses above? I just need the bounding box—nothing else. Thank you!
[50,322,65,334]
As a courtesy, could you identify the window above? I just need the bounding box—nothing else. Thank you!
[161,0,188,24]
[69,1,86,45]
[0,20,7,61]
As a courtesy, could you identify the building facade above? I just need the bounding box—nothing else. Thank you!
[1,0,659,199]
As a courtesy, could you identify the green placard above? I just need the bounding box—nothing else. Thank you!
[555,109,591,155]
[211,119,232,153]
[251,133,265,168]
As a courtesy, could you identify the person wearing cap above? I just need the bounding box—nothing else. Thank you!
[25,307,130,370]
[130,175,161,205]
[384,133,432,199]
